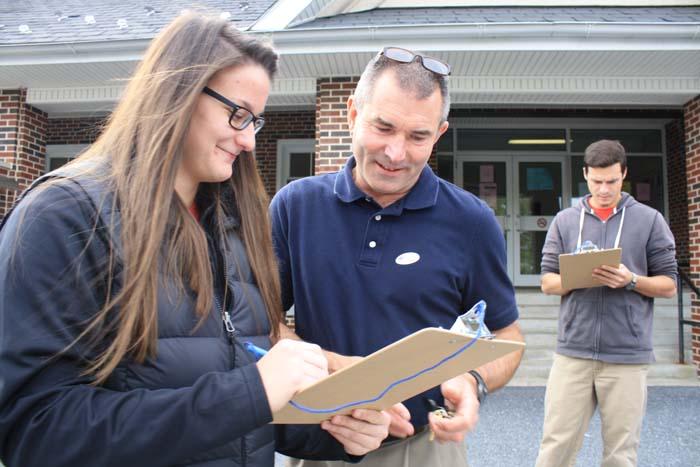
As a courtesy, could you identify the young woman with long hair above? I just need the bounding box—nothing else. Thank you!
[0,12,389,467]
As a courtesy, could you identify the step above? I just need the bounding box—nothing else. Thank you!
[518,319,694,337]
[521,343,693,363]
[521,333,690,352]
[514,290,692,309]
[510,362,700,387]
[518,319,559,333]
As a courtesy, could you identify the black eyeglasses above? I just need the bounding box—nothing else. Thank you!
[378,47,451,76]
[202,86,265,134]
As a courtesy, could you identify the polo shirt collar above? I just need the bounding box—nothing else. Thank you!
[333,156,439,210]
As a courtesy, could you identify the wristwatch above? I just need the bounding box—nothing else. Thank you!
[468,370,488,403]
[625,272,638,291]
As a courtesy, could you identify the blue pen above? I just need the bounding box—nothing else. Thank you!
[244,342,268,361]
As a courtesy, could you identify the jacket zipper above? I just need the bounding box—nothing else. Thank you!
[590,206,622,360]
[216,247,247,467]
[595,208,606,359]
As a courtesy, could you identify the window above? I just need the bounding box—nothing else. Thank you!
[46,144,88,171]
[457,129,567,152]
[276,139,315,190]
[570,155,664,212]
[570,129,662,153]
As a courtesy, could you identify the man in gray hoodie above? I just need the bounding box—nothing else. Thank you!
[535,139,677,467]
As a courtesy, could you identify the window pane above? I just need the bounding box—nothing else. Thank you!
[437,155,453,183]
[462,161,507,216]
[626,157,664,213]
[457,129,566,152]
[570,129,662,153]
[519,162,562,216]
[570,155,664,214]
[570,156,588,207]
[289,152,313,178]
[520,231,547,275]
[436,128,453,152]
[49,157,73,171]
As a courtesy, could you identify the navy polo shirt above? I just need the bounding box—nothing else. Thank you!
[270,157,518,427]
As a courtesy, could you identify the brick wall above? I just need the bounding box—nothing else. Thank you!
[45,112,314,199]
[667,119,689,267]
[315,77,358,174]
[255,110,315,197]
[0,89,48,218]
[46,116,106,145]
[314,77,441,176]
[684,95,700,374]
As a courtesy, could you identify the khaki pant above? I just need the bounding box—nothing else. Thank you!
[287,427,468,467]
[535,353,649,467]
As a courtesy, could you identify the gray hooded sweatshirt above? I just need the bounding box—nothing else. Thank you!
[541,193,677,364]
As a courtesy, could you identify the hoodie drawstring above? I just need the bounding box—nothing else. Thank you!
[576,205,626,252]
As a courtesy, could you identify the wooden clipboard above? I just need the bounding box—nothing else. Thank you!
[272,328,525,424]
[559,248,622,290]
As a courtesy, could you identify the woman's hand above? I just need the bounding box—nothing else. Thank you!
[321,409,391,456]
[256,339,328,413]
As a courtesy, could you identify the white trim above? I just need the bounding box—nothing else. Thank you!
[272,78,317,95]
[450,77,700,95]
[0,39,149,66]
[25,76,699,115]
[276,139,316,190]
[26,79,317,109]
[27,86,125,104]
[263,24,700,54]
[318,0,700,17]
[251,0,316,31]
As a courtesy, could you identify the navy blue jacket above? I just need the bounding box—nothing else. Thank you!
[0,170,355,466]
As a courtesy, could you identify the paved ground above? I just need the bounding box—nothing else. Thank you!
[276,386,700,467]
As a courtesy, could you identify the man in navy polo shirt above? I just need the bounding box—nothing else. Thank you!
[271,47,524,467]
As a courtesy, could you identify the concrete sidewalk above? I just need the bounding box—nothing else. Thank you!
[276,386,700,467]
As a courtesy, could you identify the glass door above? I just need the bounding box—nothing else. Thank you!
[456,157,514,278]
[456,155,567,286]
[514,157,567,285]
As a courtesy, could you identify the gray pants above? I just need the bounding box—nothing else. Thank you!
[287,427,468,467]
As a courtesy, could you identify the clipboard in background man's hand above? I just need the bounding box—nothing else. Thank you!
[559,247,622,290]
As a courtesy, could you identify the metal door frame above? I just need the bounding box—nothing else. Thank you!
[513,155,569,286]
[455,154,569,286]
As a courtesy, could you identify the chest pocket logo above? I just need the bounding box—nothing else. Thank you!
[395,252,420,266]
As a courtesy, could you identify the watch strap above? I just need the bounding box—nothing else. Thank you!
[468,370,488,403]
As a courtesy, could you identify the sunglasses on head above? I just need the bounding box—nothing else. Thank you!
[378,47,451,76]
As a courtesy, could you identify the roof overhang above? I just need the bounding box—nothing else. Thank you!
[313,0,700,18]
[4,21,699,115]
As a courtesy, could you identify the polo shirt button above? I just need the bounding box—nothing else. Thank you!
[369,241,377,248]
[375,215,382,221]
[365,197,372,203]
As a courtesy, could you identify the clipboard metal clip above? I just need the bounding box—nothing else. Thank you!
[450,300,494,340]
[574,240,599,254]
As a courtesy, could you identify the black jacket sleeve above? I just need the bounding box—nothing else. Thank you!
[276,424,364,463]
[0,183,273,467]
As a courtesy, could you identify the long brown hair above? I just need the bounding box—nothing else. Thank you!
[66,12,282,384]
